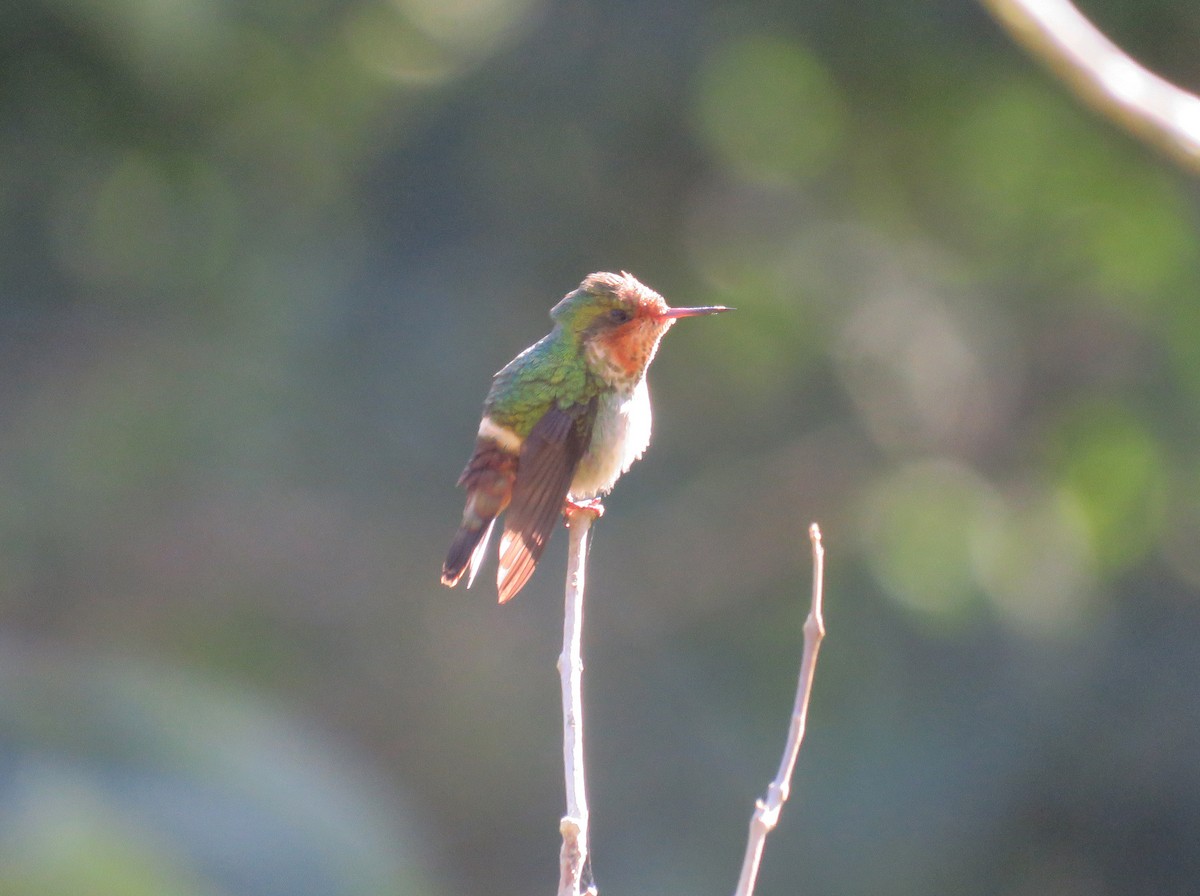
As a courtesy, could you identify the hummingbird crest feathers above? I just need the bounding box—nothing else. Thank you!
[550,272,669,328]
[547,272,676,390]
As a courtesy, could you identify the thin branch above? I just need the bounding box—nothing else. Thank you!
[557,506,598,896]
[980,0,1200,174]
[733,523,826,896]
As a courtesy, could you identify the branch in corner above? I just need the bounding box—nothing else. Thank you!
[981,0,1200,173]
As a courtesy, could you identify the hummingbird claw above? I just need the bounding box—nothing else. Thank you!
[564,497,605,523]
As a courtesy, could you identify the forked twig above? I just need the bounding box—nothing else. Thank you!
[733,523,826,896]
[554,515,826,896]
[557,506,598,896]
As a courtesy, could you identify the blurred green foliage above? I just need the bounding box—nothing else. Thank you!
[2,0,1200,894]
[694,35,846,185]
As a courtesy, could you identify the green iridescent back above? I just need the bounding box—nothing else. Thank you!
[483,329,605,437]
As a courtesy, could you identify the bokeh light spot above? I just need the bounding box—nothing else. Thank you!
[394,0,541,53]
[834,266,1019,455]
[859,459,999,621]
[973,490,1098,634]
[50,150,237,295]
[344,5,461,84]
[1044,402,1167,574]
[693,35,845,185]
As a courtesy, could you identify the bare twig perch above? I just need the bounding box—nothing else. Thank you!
[558,505,598,896]
[981,0,1200,174]
[733,523,826,896]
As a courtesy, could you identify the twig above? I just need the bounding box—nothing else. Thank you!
[980,0,1200,174]
[733,523,826,896]
[557,506,598,896]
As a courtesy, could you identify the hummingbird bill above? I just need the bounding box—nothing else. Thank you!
[441,271,731,603]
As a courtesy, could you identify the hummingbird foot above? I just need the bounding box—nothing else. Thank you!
[564,497,605,523]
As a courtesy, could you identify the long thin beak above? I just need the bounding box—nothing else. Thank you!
[659,305,734,319]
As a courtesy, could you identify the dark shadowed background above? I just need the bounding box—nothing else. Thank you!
[2,0,1199,893]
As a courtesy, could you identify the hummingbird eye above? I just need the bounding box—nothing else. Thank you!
[608,308,632,324]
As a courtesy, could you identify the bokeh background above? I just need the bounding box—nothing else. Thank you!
[2,0,1199,893]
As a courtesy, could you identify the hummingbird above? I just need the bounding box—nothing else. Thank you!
[441,271,731,603]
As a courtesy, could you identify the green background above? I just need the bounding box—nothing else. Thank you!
[1,0,1198,893]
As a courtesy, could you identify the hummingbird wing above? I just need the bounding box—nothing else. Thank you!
[497,398,597,603]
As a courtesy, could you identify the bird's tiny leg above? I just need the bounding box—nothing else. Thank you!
[564,497,605,523]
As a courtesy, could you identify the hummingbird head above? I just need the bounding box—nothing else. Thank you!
[552,272,731,389]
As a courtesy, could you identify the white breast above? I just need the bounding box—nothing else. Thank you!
[569,379,652,499]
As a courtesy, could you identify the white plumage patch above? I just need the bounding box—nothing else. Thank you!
[477,415,522,452]
[569,379,652,499]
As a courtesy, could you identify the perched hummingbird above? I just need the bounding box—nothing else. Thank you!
[441,271,731,603]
